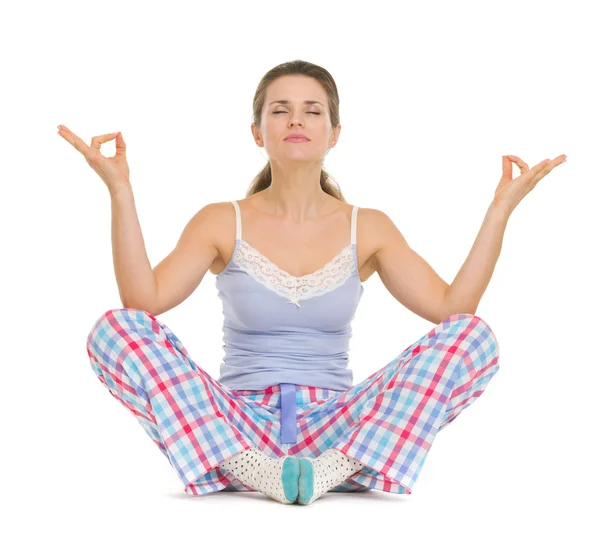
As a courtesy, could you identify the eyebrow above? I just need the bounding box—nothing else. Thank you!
[268,100,324,107]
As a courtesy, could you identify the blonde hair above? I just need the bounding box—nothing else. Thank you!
[246,59,346,202]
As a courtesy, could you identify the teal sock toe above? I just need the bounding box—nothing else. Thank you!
[281,457,300,502]
[298,458,314,505]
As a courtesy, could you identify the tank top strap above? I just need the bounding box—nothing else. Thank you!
[351,205,359,246]
[230,200,242,241]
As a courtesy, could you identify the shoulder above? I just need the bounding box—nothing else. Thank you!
[354,206,396,239]
[182,202,235,246]
[354,207,408,269]
[199,200,237,224]
[189,201,233,225]
[331,203,397,246]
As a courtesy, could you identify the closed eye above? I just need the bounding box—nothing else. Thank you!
[273,111,320,115]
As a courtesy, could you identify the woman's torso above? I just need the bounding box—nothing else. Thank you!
[213,192,369,390]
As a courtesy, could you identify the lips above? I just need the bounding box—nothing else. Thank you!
[285,135,309,141]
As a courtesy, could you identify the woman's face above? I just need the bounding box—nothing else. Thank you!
[253,74,340,164]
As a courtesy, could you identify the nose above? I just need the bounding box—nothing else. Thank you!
[289,114,303,127]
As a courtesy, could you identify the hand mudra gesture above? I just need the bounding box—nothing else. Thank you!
[493,154,567,215]
[57,125,130,194]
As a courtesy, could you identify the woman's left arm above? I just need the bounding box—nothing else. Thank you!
[442,154,567,317]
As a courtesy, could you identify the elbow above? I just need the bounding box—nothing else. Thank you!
[439,288,478,324]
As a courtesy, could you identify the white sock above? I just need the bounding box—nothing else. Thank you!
[219,447,297,504]
[299,448,365,505]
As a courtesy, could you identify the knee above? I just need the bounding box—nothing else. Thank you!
[470,315,498,346]
[441,313,499,354]
[98,307,155,324]
[87,308,154,338]
[86,308,155,370]
[460,315,500,370]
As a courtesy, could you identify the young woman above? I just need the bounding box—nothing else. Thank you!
[60,59,565,505]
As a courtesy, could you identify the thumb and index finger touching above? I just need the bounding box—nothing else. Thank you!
[57,125,126,157]
[502,155,530,180]
[502,154,553,180]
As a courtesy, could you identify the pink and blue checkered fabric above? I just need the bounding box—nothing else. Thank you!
[86,308,500,496]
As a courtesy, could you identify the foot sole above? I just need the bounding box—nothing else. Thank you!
[297,458,314,505]
[281,457,300,502]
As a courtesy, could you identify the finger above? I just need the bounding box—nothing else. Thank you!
[532,155,566,183]
[505,155,529,172]
[91,132,119,150]
[114,131,127,157]
[57,125,91,155]
[502,155,513,180]
[536,155,566,171]
[528,158,553,181]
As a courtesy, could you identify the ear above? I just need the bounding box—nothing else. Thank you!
[330,123,341,148]
[251,122,263,147]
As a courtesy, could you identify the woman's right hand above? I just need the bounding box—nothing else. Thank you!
[57,125,131,195]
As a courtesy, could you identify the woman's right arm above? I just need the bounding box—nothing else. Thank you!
[57,125,158,310]
[109,182,158,311]
[59,125,219,316]
[112,185,222,316]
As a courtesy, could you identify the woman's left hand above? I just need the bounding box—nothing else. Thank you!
[493,154,567,215]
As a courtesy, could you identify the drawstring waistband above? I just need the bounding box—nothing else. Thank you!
[279,383,297,444]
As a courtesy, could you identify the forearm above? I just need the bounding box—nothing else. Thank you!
[109,183,158,310]
[442,202,510,316]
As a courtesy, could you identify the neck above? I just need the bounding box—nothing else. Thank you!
[261,161,332,223]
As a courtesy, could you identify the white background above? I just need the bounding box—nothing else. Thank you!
[2,0,598,535]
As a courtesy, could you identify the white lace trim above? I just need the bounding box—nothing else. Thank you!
[234,239,356,308]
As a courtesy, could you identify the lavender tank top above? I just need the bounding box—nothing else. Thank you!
[214,200,365,443]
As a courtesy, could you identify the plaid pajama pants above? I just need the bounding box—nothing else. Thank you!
[86,308,500,496]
